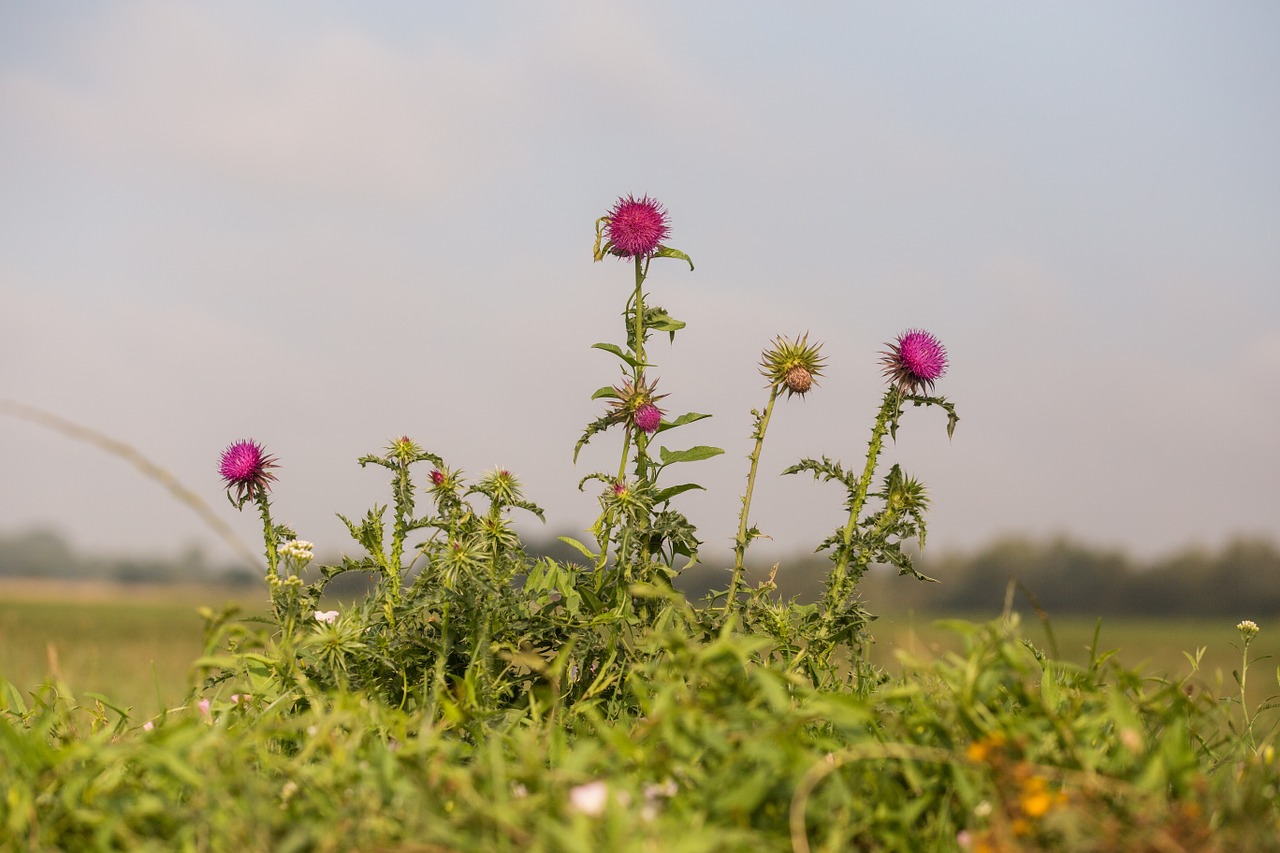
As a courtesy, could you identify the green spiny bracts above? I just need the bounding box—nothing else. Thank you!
[760,333,826,399]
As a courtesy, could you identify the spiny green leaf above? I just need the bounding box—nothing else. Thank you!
[556,536,598,561]
[591,342,642,368]
[653,245,695,271]
[656,411,713,432]
[573,415,614,463]
[652,483,706,503]
[657,445,725,466]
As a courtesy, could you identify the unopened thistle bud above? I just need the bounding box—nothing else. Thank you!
[760,333,826,399]
[481,467,522,503]
[389,435,421,464]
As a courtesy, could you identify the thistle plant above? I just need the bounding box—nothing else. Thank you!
[724,333,826,614]
[576,194,721,606]
[784,329,958,685]
[218,439,295,615]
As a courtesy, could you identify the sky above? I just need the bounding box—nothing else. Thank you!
[2,1,1278,573]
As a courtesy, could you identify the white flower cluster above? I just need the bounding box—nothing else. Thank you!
[1237,619,1260,640]
[280,539,315,564]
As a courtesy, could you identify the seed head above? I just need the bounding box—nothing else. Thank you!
[218,439,278,504]
[881,329,947,396]
[760,333,826,399]
[604,195,670,259]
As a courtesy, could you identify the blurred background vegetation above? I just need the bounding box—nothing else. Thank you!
[3,527,1277,717]
[4,526,1279,617]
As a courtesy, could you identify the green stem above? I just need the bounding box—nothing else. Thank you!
[255,491,280,582]
[1241,639,1255,749]
[831,390,898,594]
[726,385,781,614]
[631,256,647,369]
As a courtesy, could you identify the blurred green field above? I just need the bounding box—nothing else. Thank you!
[2,580,1277,719]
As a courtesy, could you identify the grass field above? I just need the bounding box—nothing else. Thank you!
[2,579,1277,720]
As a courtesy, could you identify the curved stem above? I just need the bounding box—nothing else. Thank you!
[726,385,781,614]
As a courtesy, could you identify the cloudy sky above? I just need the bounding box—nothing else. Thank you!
[2,1,1278,572]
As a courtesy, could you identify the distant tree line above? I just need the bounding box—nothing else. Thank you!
[0,528,257,585]
[710,535,1280,618]
[3,528,1278,618]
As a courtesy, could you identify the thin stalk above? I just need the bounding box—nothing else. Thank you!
[726,384,781,614]
[255,491,280,582]
[1240,638,1255,750]
[830,390,898,595]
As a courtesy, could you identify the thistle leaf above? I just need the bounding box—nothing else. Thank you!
[652,245,694,271]
[652,483,706,503]
[591,342,642,368]
[657,445,725,466]
[656,412,712,432]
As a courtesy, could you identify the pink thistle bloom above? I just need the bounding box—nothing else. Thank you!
[881,329,948,395]
[605,195,670,258]
[633,402,662,434]
[218,439,278,503]
[429,469,446,486]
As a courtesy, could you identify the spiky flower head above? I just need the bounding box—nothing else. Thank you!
[429,469,446,487]
[634,403,662,434]
[881,329,948,396]
[388,435,422,465]
[760,333,826,399]
[607,374,667,434]
[481,467,523,503]
[603,194,670,259]
[218,439,278,504]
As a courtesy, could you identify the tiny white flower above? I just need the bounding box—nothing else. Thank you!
[314,610,340,625]
[569,780,609,816]
[142,720,154,732]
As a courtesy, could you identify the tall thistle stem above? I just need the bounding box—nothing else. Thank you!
[255,491,281,582]
[827,390,897,609]
[726,384,781,614]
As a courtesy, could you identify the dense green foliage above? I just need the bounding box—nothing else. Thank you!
[4,613,1278,851]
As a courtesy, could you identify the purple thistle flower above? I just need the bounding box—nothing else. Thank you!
[218,439,278,503]
[605,195,670,258]
[634,402,663,434]
[881,329,948,395]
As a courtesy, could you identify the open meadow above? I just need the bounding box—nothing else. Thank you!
[4,579,1275,721]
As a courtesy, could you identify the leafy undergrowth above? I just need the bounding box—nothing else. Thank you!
[3,613,1277,852]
